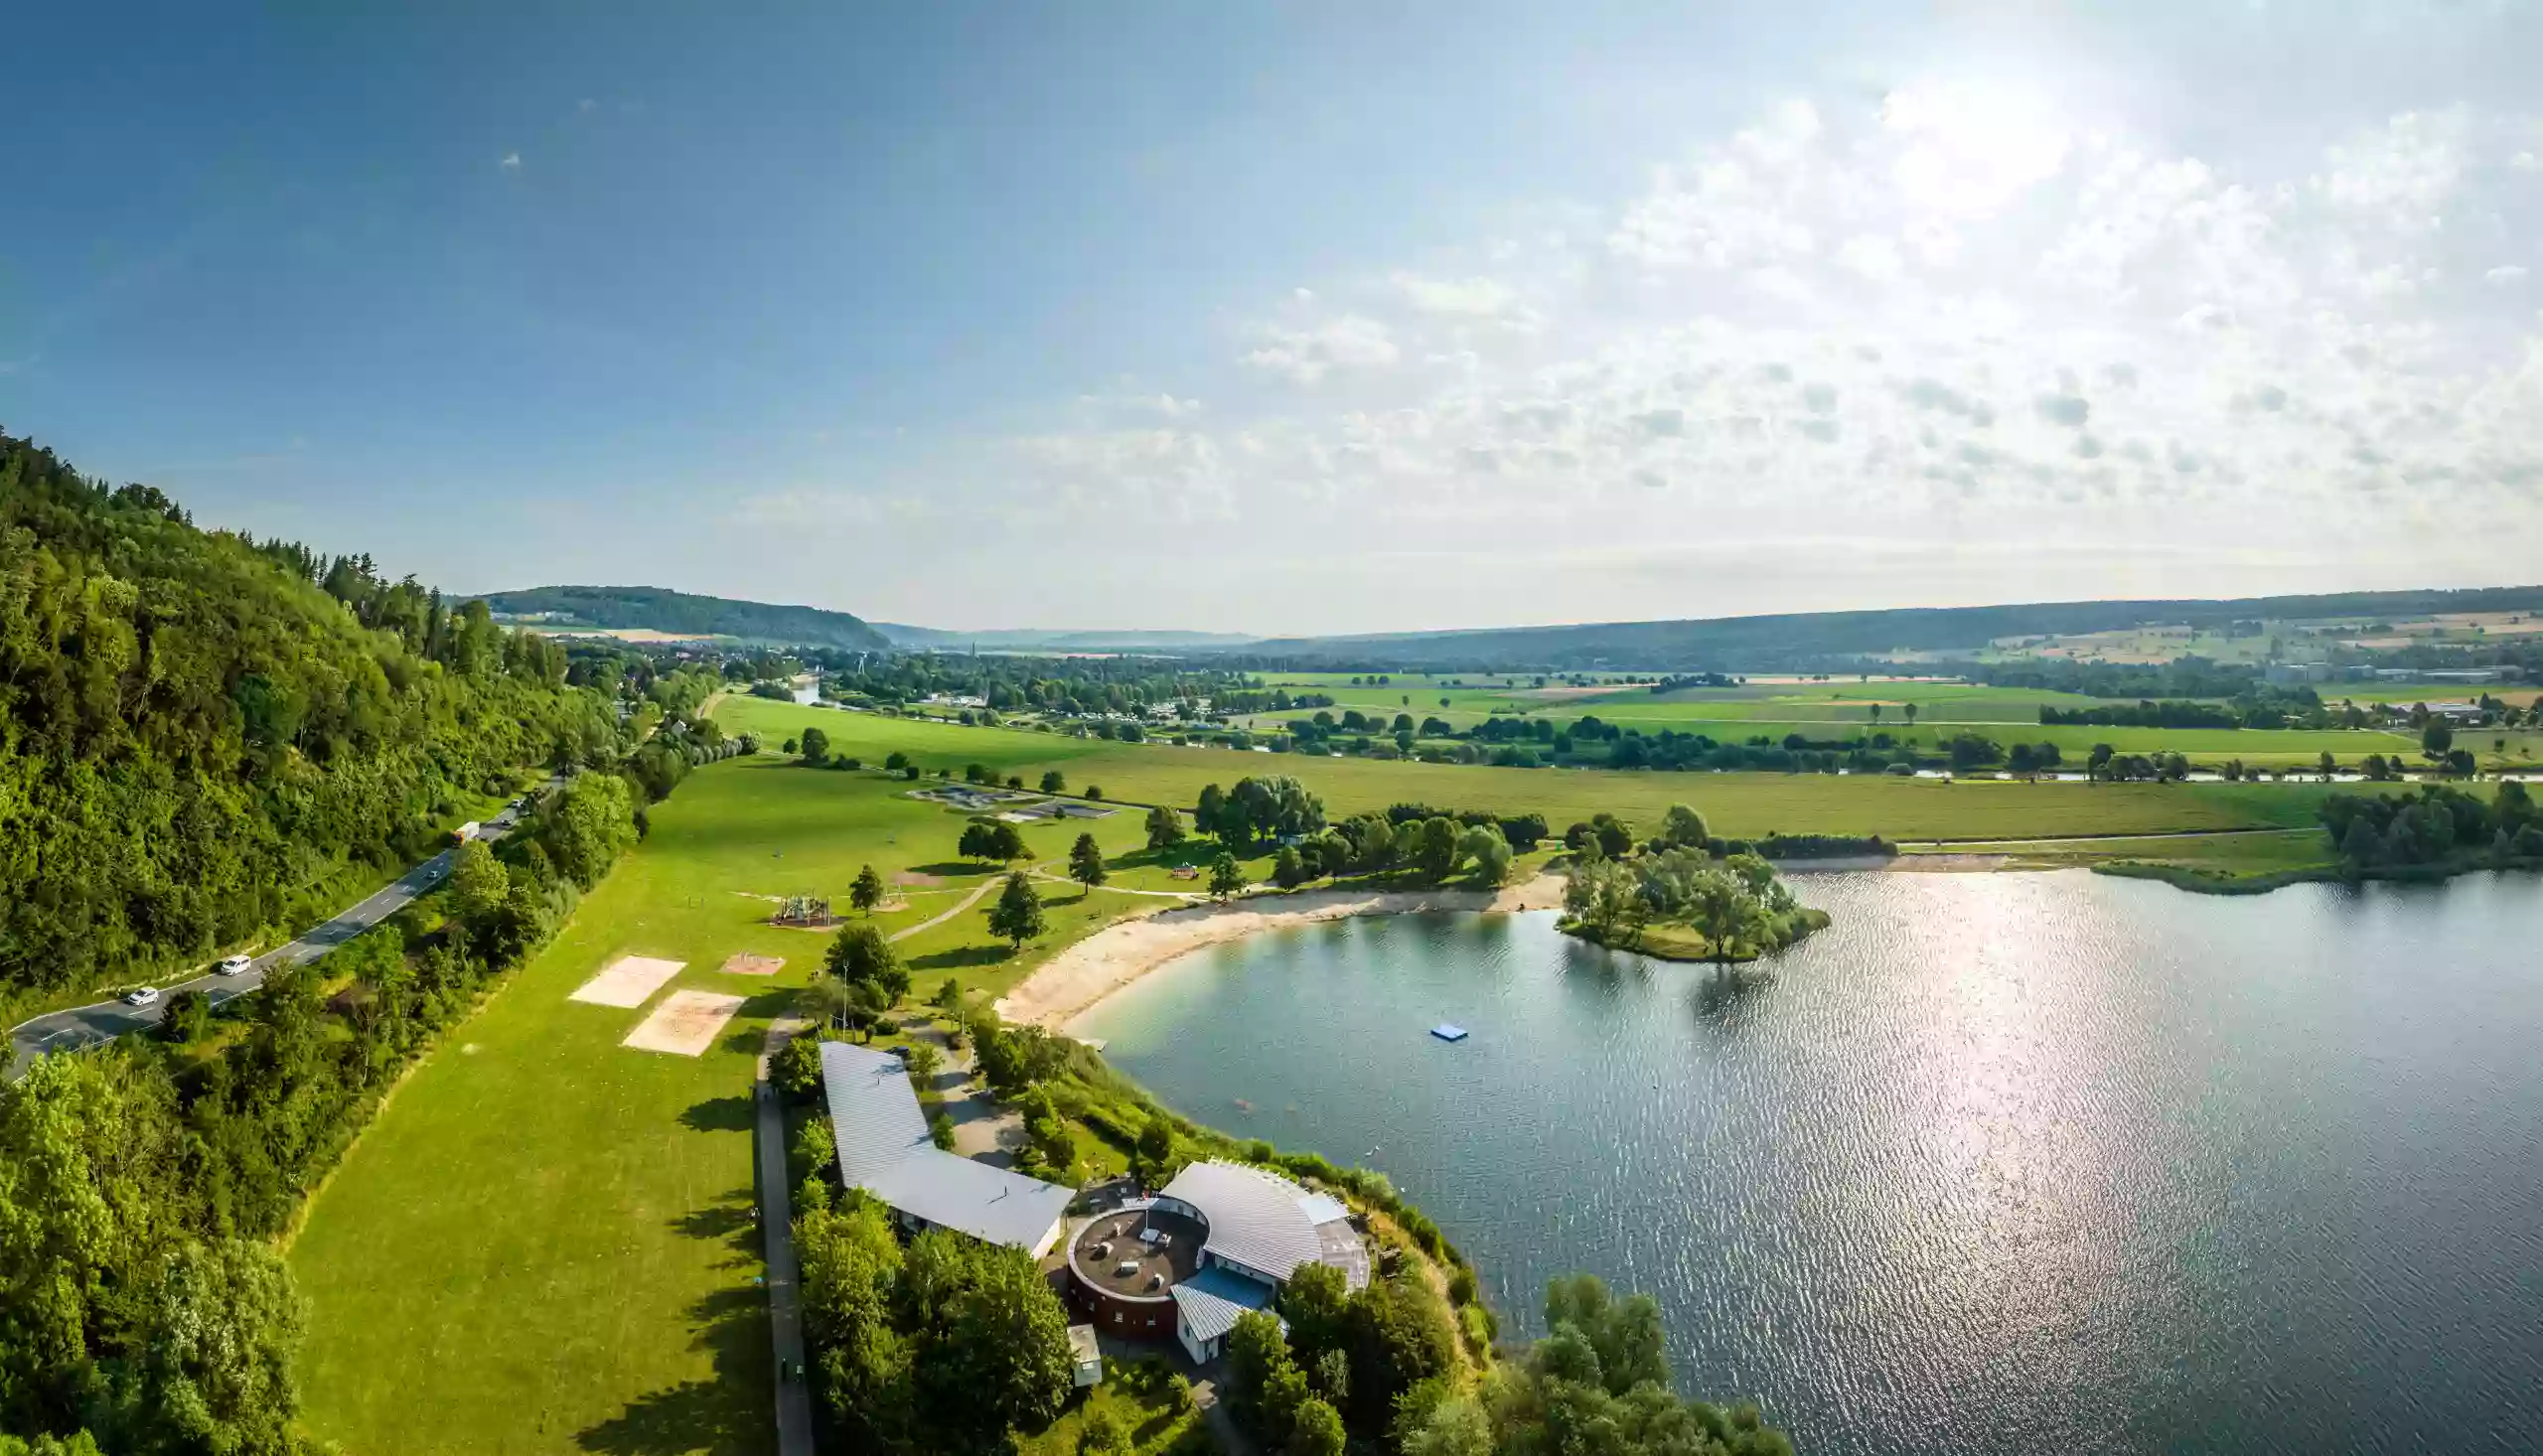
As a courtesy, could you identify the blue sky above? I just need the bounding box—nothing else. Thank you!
[7,2,2543,634]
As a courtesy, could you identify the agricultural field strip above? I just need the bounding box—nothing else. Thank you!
[714,696,2371,842]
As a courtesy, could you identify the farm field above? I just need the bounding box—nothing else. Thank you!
[718,697,2372,842]
[1225,675,2536,764]
[287,756,1219,1456]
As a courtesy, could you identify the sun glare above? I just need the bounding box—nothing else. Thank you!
[1882,79,2073,217]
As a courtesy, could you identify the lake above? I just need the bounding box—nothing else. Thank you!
[1073,870,2543,1455]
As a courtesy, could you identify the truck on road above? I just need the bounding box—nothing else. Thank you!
[453,820,484,845]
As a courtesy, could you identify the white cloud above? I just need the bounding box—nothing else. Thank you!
[1242,315,1399,384]
[1835,233,1907,284]
[499,152,522,171]
[1080,392,1204,418]
[1000,82,2543,625]
[1391,272,1518,318]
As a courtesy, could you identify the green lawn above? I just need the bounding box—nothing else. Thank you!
[1010,1360,1210,1456]
[717,697,2370,842]
[285,755,1222,1455]
[1215,677,2461,763]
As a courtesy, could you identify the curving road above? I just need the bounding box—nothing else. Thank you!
[5,781,562,1082]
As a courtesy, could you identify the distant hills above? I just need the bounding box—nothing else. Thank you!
[474,586,891,651]
[475,582,2543,670]
[1237,586,2543,671]
[474,586,1254,655]
[870,624,1260,652]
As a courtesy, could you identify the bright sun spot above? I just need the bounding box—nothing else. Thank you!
[1882,80,2072,217]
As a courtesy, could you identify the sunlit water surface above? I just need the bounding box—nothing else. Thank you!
[1074,871,2543,1455]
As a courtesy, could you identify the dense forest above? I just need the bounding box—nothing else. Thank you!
[474,584,891,651]
[0,433,623,1002]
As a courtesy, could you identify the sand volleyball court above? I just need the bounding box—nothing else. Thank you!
[622,990,746,1057]
[719,953,785,976]
[569,954,686,1007]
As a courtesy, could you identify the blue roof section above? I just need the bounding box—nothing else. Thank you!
[820,1041,1074,1252]
[1171,1265,1278,1345]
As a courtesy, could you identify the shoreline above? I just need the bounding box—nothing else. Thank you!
[998,871,1566,1031]
[1004,842,2526,1032]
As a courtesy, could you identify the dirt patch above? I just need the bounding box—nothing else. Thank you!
[999,872,1566,1030]
[569,955,686,1008]
[894,870,946,888]
[623,990,746,1057]
[720,953,786,977]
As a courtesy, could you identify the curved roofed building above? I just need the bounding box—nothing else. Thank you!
[820,1041,1074,1256]
[1066,1161,1367,1364]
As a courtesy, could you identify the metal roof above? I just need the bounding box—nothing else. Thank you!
[1170,1265,1278,1345]
[820,1042,1074,1251]
[1160,1162,1368,1290]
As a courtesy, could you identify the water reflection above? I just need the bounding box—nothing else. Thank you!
[1076,873,2543,1456]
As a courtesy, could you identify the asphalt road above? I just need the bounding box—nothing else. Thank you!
[5,783,560,1082]
[754,1027,817,1456]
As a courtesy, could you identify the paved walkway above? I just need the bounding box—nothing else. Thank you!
[755,1018,817,1456]
[886,877,996,943]
[6,775,566,1081]
[1028,868,1206,901]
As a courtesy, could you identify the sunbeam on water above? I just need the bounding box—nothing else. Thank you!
[1076,870,2543,1456]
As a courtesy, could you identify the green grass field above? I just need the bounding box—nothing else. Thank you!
[719,697,2374,842]
[1221,676,2493,764]
[286,755,1243,1455]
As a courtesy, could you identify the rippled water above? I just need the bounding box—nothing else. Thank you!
[1073,871,2543,1455]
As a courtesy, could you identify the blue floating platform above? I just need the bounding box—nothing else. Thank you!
[1429,1023,1469,1043]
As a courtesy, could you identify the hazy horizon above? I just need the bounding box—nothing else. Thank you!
[8,2,2543,633]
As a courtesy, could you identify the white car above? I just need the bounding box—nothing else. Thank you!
[123,986,160,1008]
[216,954,252,975]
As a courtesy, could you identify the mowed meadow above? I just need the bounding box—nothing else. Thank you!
[714,695,2364,841]
[1232,673,2493,766]
[286,754,1202,1455]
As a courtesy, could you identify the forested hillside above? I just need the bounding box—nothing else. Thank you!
[0,433,623,1002]
[475,583,891,651]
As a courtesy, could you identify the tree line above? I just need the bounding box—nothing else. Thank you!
[0,432,625,1002]
[2321,781,2543,870]
[0,768,650,1455]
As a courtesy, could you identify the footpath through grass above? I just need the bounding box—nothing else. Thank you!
[286,756,1240,1455]
[717,696,2360,842]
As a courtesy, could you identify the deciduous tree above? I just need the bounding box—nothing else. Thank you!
[1068,834,1109,896]
[986,872,1047,948]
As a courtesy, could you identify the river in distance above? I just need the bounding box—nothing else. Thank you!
[1072,870,2543,1455]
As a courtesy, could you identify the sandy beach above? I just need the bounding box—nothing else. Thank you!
[997,871,1567,1030]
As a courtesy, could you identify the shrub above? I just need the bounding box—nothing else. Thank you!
[772,1034,824,1101]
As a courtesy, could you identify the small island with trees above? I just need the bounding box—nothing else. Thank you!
[1558,804,1833,965]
